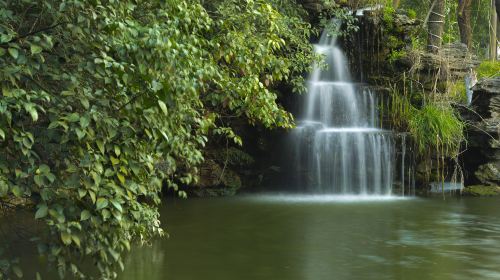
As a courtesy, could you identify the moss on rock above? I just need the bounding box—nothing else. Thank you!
[463,185,500,196]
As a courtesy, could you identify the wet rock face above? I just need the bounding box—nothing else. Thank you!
[475,164,500,186]
[471,78,500,123]
[189,158,243,197]
[296,0,361,13]
[297,0,323,12]
[462,77,500,187]
[345,9,421,83]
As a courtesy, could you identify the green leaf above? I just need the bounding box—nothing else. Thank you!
[96,140,105,154]
[48,121,60,129]
[35,204,48,219]
[0,128,5,140]
[22,137,32,148]
[81,98,90,109]
[158,100,168,115]
[39,164,50,174]
[117,173,125,185]
[78,189,87,198]
[108,248,120,261]
[80,116,90,128]
[114,145,121,156]
[45,173,56,183]
[27,106,38,122]
[8,48,18,59]
[104,168,114,177]
[71,235,81,247]
[66,113,80,122]
[11,185,22,197]
[75,128,86,140]
[80,210,91,221]
[61,231,72,245]
[34,175,44,186]
[89,190,96,204]
[30,44,43,55]
[122,240,131,251]
[12,265,23,278]
[138,185,147,195]
[0,180,8,197]
[110,199,122,212]
[96,197,108,210]
[110,156,120,165]
[102,209,111,220]
[92,172,101,186]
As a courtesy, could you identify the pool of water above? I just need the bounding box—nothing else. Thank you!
[4,194,500,279]
[116,194,500,280]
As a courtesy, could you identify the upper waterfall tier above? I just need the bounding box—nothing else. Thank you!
[302,32,379,128]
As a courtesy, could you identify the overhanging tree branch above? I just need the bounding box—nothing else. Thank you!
[0,22,66,46]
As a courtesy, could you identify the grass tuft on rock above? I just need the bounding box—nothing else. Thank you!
[477,61,500,79]
[408,104,465,157]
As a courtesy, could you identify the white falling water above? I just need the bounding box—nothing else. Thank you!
[291,24,394,195]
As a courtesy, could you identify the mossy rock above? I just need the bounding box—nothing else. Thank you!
[475,163,500,186]
[190,160,242,197]
[0,196,35,218]
[463,185,500,196]
[221,169,242,190]
[190,186,239,197]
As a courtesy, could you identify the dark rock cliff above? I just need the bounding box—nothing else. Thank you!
[462,78,500,194]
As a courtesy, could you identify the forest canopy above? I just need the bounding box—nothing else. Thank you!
[0,0,316,278]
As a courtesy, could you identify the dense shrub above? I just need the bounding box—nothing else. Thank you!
[0,0,315,278]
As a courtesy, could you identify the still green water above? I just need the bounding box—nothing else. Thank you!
[116,195,500,280]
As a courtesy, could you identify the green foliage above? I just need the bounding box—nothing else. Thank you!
[387,86,415,131]
[407,9,417,20]
[319,1,359,38]
[400,0,489,57]
[477,61,500,79]
[387,82,465,170]
[0,0,315,278]
[388,49,406,64]
[408,104,465,158]
[442,0,460,43]
[382,5,396,28]
[447,81,467,104]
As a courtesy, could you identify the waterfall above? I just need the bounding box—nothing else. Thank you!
[291,23,394,195]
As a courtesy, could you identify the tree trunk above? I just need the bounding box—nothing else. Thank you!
[490,0,498,60]
[457,0,472,50]
[427,0,446,53]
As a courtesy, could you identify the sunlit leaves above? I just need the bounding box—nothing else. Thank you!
[158,100,168,116]
[60,232,72,246]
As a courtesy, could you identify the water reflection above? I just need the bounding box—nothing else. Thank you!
[116,196,500,280]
